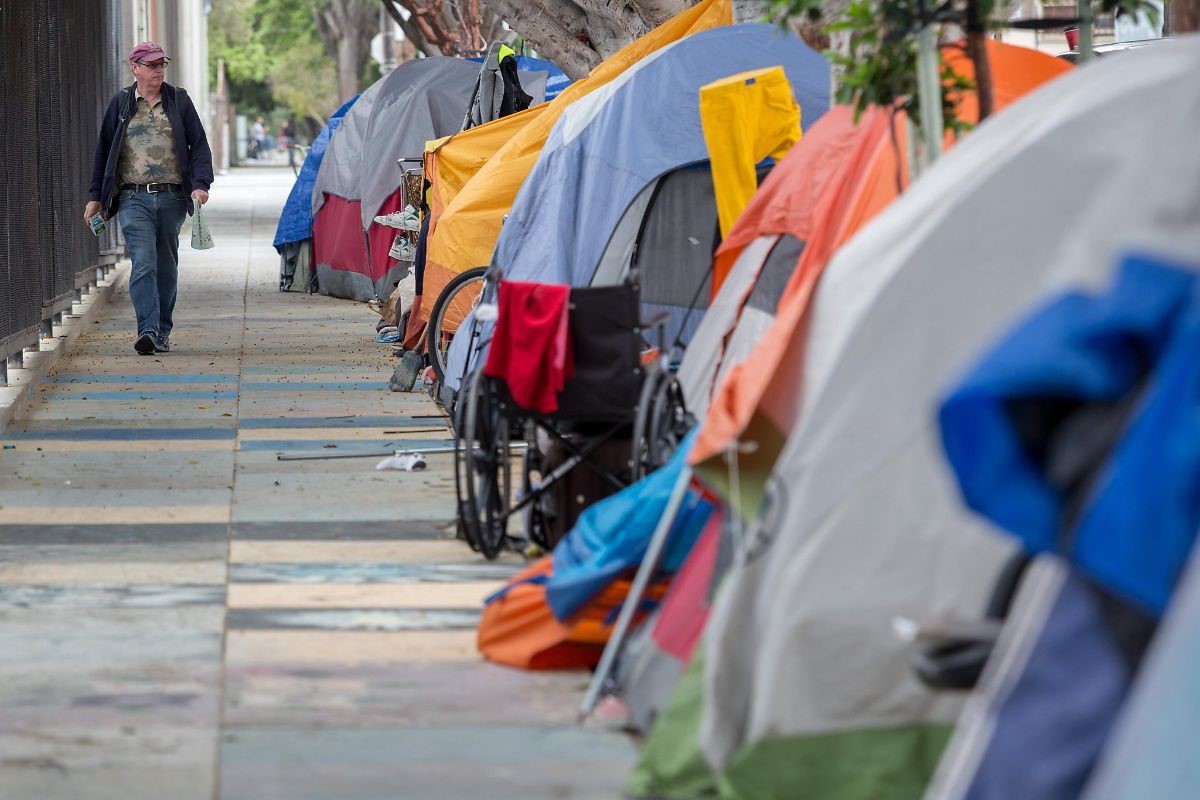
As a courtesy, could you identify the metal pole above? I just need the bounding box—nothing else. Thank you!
[274,442,527,462]
[1077,0,1095,63]
[915,20,944,168]
[579,466,694,721]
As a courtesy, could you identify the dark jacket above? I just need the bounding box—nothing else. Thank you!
[89,82,214,217]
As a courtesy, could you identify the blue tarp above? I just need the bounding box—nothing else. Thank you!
[940,253,1200,615]
[544,430,712,622]
[492,24,830,288]
[273,95,358,252]
[513,55,570,101]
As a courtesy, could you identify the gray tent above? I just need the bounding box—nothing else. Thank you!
[309,57,481,301]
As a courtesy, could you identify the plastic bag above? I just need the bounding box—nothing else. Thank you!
[191,204,214,250]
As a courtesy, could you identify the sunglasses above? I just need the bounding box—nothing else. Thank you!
[137,60,168,70]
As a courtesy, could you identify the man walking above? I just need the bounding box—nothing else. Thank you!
[85,41,213,355]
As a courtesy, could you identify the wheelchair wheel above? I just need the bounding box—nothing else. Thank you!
[632,362,692,480]
[461,366,514,559]
[452,373,473,545]
[427,266,487,387]
[520,425,553,553]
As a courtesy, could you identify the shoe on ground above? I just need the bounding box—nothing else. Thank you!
[155,336,170,353]
[135,332,157,355]
[388,350,423,392]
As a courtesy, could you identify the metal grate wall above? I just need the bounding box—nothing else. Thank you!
[1,0,123,361]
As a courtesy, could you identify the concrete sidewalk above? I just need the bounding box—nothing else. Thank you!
[0,167,635,799]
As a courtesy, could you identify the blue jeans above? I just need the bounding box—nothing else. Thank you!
[118,187,187,339]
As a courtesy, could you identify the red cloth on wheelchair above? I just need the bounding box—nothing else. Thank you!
[484,280,574,413]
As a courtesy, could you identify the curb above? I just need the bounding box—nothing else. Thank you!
[0,262,130,435]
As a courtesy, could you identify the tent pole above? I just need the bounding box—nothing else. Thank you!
[578,465,694,721]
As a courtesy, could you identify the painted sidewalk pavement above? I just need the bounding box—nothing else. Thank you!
[0,167,635,799]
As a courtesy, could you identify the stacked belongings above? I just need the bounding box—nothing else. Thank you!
[629,36,1198,800]
[929,252,1200,800]
[472,21,830,674]
[274,95,357,293]
[419,0,735,368]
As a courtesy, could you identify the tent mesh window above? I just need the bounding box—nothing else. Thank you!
[744,234,805,314]
[632,166,719,346]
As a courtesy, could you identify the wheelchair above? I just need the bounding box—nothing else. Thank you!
[453,271,689,559]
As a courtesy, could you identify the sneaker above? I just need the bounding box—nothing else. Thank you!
[155,336,170,353]
[387,235,414,261]
[135,332,157,355]
[374,205,421,232]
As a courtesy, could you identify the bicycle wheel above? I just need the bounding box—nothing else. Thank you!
[427,266,487,387]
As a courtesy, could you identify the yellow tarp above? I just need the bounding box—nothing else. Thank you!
[425,0,733,300]
[699,66,801,239]
[424,106,548,229]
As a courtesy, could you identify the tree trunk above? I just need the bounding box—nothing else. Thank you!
[633,0,691,25]
[1172,0,1200,32]
[337,34,363,102]
[482,0,602,78]
[965,0,993,121]
[314,0,380,102]
[733,0,767,21]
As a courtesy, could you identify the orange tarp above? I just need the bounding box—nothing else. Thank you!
[477,557,667,670]
[425,0,733,296]
[689,41,1073,513]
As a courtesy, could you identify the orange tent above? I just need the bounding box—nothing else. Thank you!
[424,0,733,304]
[689,41,1073,513]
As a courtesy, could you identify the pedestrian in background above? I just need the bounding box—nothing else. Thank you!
[252,117,266,160]
[85,41,213,355]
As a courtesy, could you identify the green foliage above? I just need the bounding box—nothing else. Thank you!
[772,0,974,135]
[209,0,339,127]
[770,0,1158,139]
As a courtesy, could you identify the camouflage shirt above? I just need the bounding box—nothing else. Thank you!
[117,91,182,185]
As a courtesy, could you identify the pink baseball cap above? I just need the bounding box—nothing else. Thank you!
[129,41,171,64]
